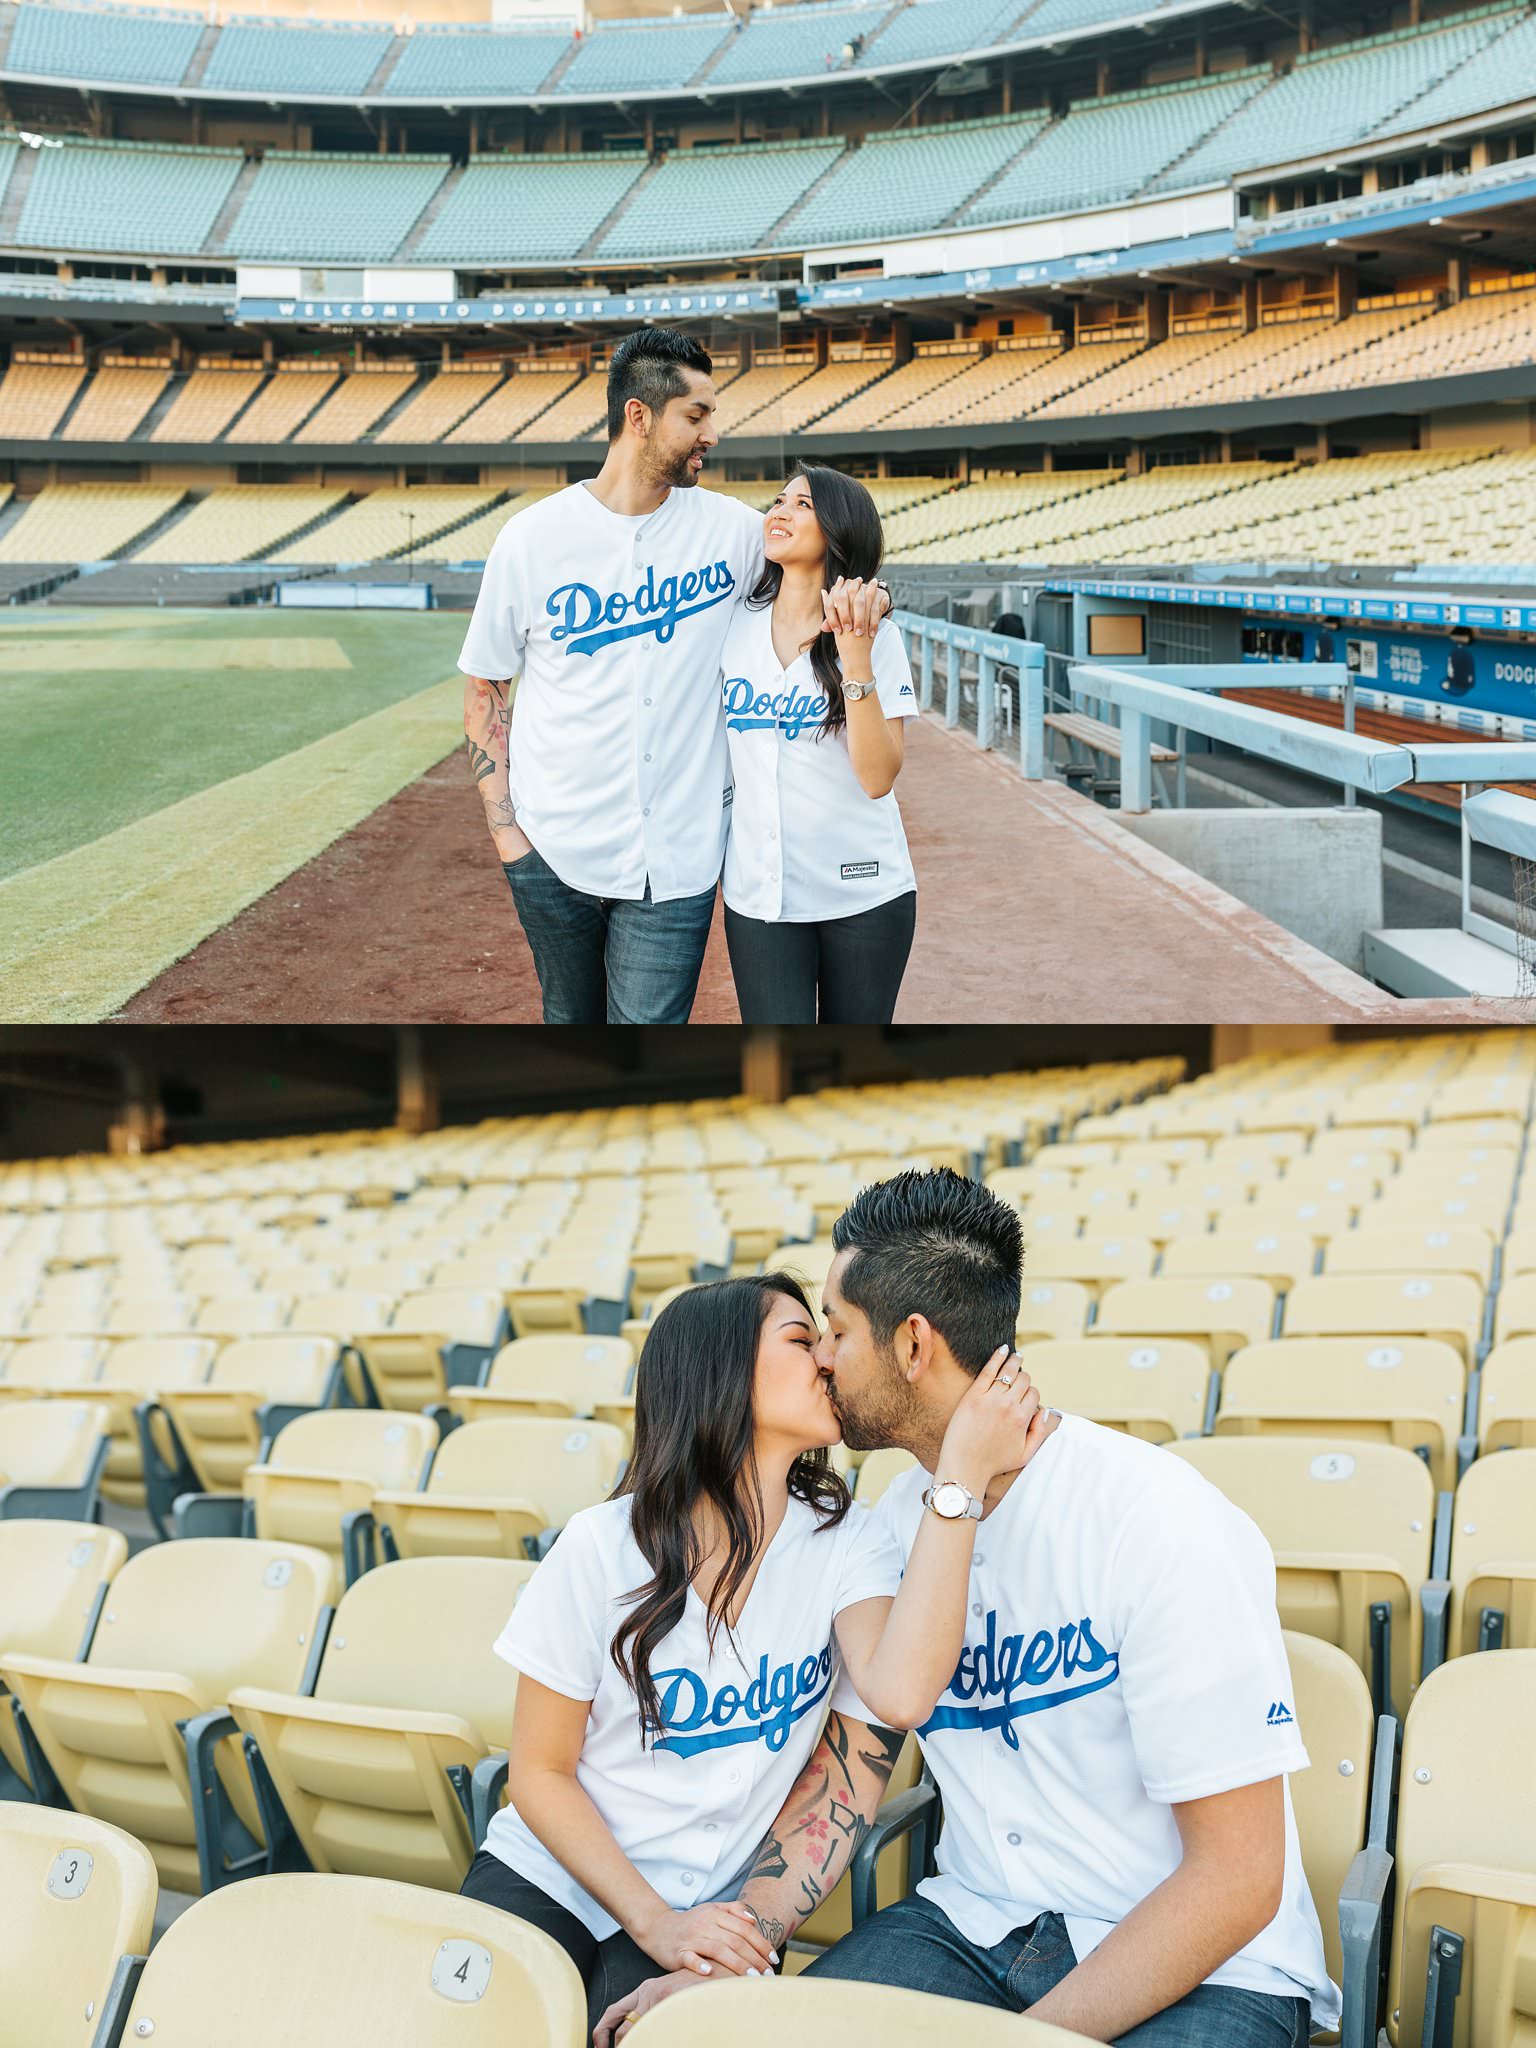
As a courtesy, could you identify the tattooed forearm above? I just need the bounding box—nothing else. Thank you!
[736,1714,904,1945]
[463,676,518,846]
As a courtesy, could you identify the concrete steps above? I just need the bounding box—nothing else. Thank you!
[760,139,856,247]
[0,139,37,243]
[203,156,261,257]
[117,491,200,560]
[395,160,464,260]
[181,19,222,89]
[579,156,661,260]
[363,35,407,95]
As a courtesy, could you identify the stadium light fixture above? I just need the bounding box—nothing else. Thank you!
[1430,215,1446,225]
[1326,237,1339,246]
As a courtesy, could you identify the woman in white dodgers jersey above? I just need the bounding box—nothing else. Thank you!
[460,1271,1042,2033]
[718,466,919,1024]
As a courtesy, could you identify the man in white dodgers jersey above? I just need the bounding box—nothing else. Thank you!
[458,328,890,1024]
[598,1167,1338,2046]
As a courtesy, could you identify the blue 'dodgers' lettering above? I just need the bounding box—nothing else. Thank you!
[652,1644,833,1758]
[547,560,736,658]
[921,1610,1120,1749]
[723,675,830,740]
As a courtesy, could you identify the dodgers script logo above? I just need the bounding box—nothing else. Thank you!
[724,677,830,740]
[651,1645,833,1758]
[921,1609,1120,1749]
[547,561,736,658]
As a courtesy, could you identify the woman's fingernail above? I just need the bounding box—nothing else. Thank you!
[770,1951,780,1965]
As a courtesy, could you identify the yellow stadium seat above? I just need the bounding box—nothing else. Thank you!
[99,1295,199,1337]
[624,1976,1089,2045]
[370,1417,626,1565]
[1479,1339,1536,1452]
[1015,1280,1091,1345]
[1447,1450,1536,1656]
[1095,1276,1275,1367]
[0,1538,333,1894]
[1159,1230,1317,1293]
[146,1336,343,1524]
[191,1293,293,1338]
[1284,1274,1483,1366]
[67,1336,217,1510]
[1033,1336,1211,1442]
[235,1408,440,1593]
[1216,1338,1467,1489]
[1242,1198,1358,1248]
[106,1872,586,2047]
[1168,1437,1436,1719]
[0,1399,112,1521]
[853,1448,918,1505]
[286,1290,396,1344]
[1492,1272,1536,1350]
[0,1336,109,1393]
[1282,1630,1374,2005]
[0,1801,157,2048]
[349,1289,504,1409]
[506,1255,633,1340]
[0,1519,128,1800]
[1021,1235,1156,1298]
[1073,1201,1219,1246]
[228,1556,532,1890]
[447,1334,634,1424]
[1384,1650,1536,2048]
[1323,1230,1495,1290]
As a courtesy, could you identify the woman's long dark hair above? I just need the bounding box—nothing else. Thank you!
[745,463,885,738]
[609,1273,850,1743]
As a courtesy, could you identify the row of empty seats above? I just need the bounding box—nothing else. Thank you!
[4,7,1534,267]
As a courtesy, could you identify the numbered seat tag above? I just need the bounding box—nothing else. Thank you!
[563,1430,590,1453]
[432,1940,492,2003]
[47,1849,93,1899]
[1309,1452,1356,1483]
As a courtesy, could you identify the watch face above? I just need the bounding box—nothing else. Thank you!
[933,1481,969,1518]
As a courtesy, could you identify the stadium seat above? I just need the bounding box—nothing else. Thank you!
[1021,1235,1156,1297]
[1168,1437,1438,1719]
[0,1335,108,1393]
[1492,1273,1536,1349]
[103,1871,587,2046]
[1159,1230,1318,1293]
[852,1448,918,1505]
[623,1976,1090,2043]
[348,1290,503,1409]
[141,1336,343,1535]
[1447,1449,1536,1656]
[1478,1340,1536,1452]
[506,1257,632,1340]
[447,1335,634,1424]
[1215,1338,1467,1489]
[1380,1650,1536,2048]
[1029,1337,1212,1442]
[0,1801,158,2048]
[1015,1280,1092,1346]
[215,1408,440,1593]
[1284,1274,1483,1367]
[0,1400,111,1521]
[1094,1276,1276,1366]
[227,1556,532,1890]
[0,1519,128,1799]
[1323,1230,1496,1290]
[368,1417,626,1565]
[1281,1630,1375,2005]
[0,1538,333,1894]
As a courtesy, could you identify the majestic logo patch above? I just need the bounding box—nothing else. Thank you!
[651,1647,833,1759]
[723,677,829,740]
[841,861,879,879]
[547,561,736,658]
[921,1610,1120,1749]
[1266,1700,1294,1727]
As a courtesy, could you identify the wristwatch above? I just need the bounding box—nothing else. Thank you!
[923,1479,983,1522]
[843,679,878,701]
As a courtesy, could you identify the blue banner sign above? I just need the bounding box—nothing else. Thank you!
[231,285,785,327]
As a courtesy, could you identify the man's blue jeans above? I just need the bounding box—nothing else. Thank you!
[503,846,716,1025]
[806,1896,1310,2047]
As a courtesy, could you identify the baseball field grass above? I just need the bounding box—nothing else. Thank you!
[0,605,475,1020]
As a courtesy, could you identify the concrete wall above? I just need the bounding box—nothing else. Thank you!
[1119,806,1382,974]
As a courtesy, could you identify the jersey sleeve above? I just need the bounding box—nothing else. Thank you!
[871,617,919,720]
[458,517,529,683]
[1110,1480,1311,1805]
[492,1509,608,1700]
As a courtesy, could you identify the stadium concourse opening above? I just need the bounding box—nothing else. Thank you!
[3,1020,1536,2048]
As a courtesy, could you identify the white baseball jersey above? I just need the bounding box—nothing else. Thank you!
[829,1415,1340,2031]
[458,481,763,903]
[486,1490,902,1940]
[719,605,919,923]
